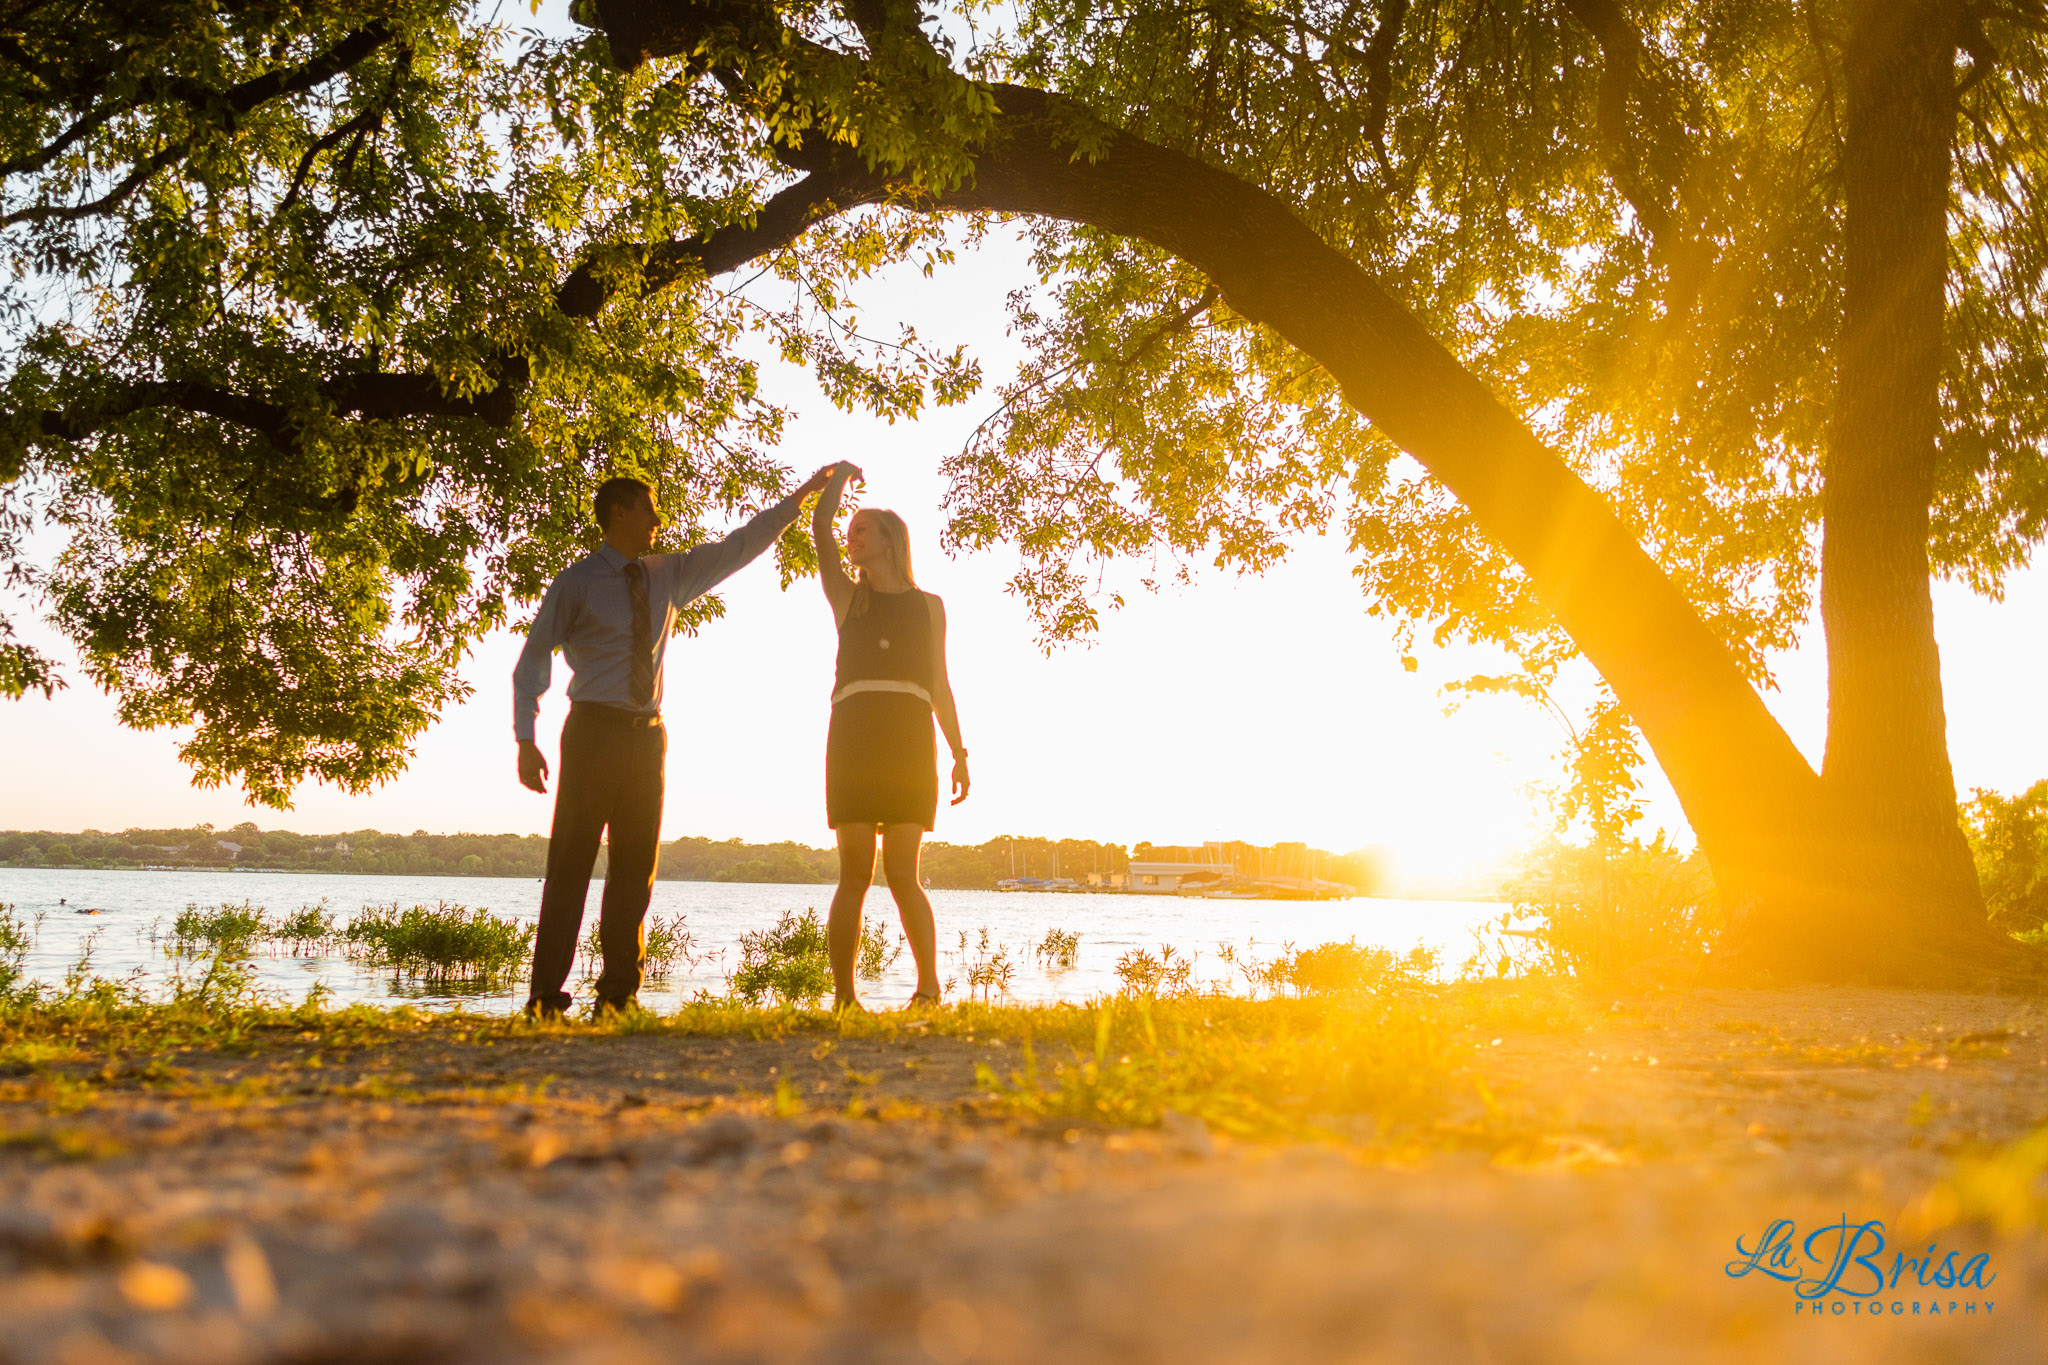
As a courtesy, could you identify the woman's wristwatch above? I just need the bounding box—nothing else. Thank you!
[952,747,968,761]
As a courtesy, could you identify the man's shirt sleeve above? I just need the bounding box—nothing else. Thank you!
[512,571,576,742]
[664,492,806,607]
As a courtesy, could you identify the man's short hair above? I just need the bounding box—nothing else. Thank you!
[594,476,653,529]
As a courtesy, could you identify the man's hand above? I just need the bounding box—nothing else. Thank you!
[518,740,550,794]
[950,754,971,806]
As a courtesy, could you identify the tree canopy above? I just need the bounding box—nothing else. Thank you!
[1,0,978,802]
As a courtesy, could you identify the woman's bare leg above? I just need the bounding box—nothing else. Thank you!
[881,823,939,1000]
[830,824,878,1009]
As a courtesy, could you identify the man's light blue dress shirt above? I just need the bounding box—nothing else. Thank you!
[512,494,802,742]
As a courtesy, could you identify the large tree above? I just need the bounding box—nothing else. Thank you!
[4,0,2046,983]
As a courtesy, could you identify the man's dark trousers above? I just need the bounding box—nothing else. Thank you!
[527,702,665,1014]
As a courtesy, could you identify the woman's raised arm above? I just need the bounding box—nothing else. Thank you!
[812,462,860,624]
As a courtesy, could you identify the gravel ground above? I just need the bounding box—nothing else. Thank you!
[2,986,2045,1364]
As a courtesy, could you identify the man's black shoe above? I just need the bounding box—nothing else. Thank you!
[524,995,572,1022]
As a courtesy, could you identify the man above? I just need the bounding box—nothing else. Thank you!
[514,468,836,1018]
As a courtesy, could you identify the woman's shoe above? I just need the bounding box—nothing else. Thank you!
[903,991,941,1010]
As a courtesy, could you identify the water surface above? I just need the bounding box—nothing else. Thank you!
[0,867,1503,1011]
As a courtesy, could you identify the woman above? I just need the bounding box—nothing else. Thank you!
[812,462,968,1010]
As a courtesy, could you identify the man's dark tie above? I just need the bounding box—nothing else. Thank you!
[624,560,655,707]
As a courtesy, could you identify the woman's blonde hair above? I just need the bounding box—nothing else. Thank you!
[849,508,915,617]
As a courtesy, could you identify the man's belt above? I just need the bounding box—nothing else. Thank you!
[570,700,663,727]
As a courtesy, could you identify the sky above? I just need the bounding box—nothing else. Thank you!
[5,12,2048,885]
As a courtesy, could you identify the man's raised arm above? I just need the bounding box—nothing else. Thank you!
[667,466,838,606]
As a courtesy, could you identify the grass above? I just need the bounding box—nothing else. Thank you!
[0,941,1641,1155]
[644,913,695,979]
[1488,836,1720,980]
[342,902,533,987]
[169,901,268,957]
[972,992,1460,1140]
[731,909,831,1006]
[956,927,1017,1002]
[0,902,1641,1158]
[727,908,910,1000]
[857,916,903,981]
[0,903,30,959]
[0,903,28,994]
[274,903,339,956]
[1114,944,1195,995]
[164,901,340,959]
[0,938,387,1081]
[1914,1122,2048,1234]
[1261,940,1441,996]
[0,1125,127,1161]
[1035,927,1081,971]
[579,911,697,982]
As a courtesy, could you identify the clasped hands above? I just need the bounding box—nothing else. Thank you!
[801,461,863,495]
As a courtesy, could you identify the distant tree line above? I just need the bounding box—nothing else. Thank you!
[0,825,555,879]
[0,826,1383,892]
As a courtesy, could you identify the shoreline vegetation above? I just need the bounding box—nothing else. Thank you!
[0,826,1396,894]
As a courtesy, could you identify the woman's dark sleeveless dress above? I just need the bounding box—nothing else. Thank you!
[826,587,938,830]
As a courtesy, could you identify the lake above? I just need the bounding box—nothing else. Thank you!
[0,867,1506,1011]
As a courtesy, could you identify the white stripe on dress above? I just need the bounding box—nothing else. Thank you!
[831,678,933,706]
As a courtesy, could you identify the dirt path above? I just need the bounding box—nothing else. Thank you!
[3,987,2045,1364]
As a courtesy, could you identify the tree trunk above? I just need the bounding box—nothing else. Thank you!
[1823,1,1979,914]
[1715,0,2012,978]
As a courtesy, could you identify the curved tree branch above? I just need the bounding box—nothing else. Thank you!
[277,44,412,218]
[1558,0,1686,249]
[12,158,890,448]
[23,368,520,450]
[0,22,396,217]
[34,380,293,443]
[1361,0,1409,150]
[554,166,886,318]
